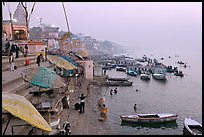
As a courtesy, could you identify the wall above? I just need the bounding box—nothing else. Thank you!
[77,60,93,81]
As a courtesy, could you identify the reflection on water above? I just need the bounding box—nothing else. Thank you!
[121,120,178,129]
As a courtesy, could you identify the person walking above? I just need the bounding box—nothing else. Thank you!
[9,53,15,71]
[36,53,43,67]
[78,94,87,114]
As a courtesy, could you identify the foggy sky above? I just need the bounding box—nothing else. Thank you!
[2,2,202,52]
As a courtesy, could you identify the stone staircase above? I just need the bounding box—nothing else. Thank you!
[2,54,37,71]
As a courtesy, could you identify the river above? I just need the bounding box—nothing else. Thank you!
[99,51,202,135]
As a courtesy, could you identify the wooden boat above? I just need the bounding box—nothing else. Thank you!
[106,80,133,86]
[174,70,184,77]
[127,70,137,76]
[120,113,178,123]
[116,66,126,72]
[183,118,202,135]
[152,73,167,80]
[140,73,151,80]
[107,77,129,81]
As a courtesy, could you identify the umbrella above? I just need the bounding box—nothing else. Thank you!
[47,55,77,70]
[21,66,66,89]
[75,49,89,58]
[60,55,78,67]
[2,92,52,132]
[70,51,84,60]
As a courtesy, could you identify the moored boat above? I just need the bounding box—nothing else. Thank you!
[106,80,133,86]
[107,77,129,81]
[152,73,167,80]
[116,66,126,72]
[127,70,137,76]
[174,70,184,77]
[120,113,178,123]
[140,73,151,80]
[183,118,202,135]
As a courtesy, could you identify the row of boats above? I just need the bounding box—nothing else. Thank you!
[120,113,202,135]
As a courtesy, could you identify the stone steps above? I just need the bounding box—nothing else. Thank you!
[2,55,37,71]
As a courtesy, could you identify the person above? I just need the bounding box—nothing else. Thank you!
[100,104,108,116]
[5,41,10,56]
[114,87,118,94]
[24,44,28,57]
[9,53,15,71]
[62,94,69,109]
[15,44,19,58]
[104,69,106,75]
[134,104,137,111]
[110,89,113,95]
[28,128,34,135]
[10,43,16,56]
[86,83,91,97]
[78,94,87,114]
[36,53,42,67]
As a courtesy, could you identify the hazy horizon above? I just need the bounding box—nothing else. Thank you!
[2,2,202,52]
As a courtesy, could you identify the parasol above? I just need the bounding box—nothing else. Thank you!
[47,55,77,70]
[2,92,52,132]
[21,66,66,89]
[75,49,89,58]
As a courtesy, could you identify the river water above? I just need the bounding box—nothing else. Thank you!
[99,51,202,135]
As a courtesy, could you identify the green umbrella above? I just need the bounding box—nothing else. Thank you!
[22,67,66,89]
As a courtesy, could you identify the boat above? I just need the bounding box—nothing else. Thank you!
[174,70,184,77]
[120,113,178,123]
[107,77,129,81]
[116,66,126,72]
[183,118,202,135]
[152,73,167,80]
[127,70,137,76]
[140,73,151,80]
[105,80,133,86]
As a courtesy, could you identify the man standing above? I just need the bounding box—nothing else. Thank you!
[36,53,43,67]
[78,94,87,114]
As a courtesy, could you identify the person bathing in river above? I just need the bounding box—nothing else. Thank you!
[110,89,113,95]
[114,87,118,94]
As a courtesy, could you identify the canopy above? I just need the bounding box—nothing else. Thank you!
[47,55,77,70]
[2,92,52,132]
[60,55,78,67]
[75,49,89,58]
[22,66,66,89]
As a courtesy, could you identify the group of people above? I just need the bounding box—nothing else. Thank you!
[110,87,118,95]
[5,41,27,58]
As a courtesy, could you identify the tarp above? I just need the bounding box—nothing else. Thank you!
[2,92,52,132]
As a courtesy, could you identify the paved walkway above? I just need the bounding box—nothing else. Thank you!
[60,78,112,135]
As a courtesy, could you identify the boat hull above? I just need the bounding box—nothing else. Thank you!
[184,118,202,135]
[106,81,133,86]
[152,73,167,80]
[120,113,178,123]
[140,74,151,80]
